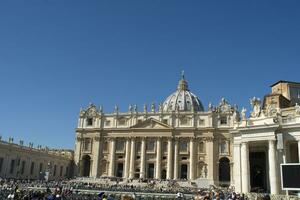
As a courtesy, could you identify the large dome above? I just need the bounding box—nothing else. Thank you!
[162,73,204,112]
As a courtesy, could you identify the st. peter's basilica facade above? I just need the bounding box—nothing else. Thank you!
[75,75,300,195]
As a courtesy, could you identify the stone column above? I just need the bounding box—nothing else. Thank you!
[241,142,250,193]
[233,143,242,193]
[140,137,146,179]
[124,139,131,178]
[173,138,179,180]
[167,138,173,179]
[74,136,82,176]
[268,140,279,194]
[206,137,214,181]
[129,138,136,179]
[189,138,195,180]
[108,138,116,177]
[91,136,101,177]
[155,137,162,179]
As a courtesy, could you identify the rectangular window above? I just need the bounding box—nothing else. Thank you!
[198,119,205,126]
[179,141,188,152]
[219,141,228,154]
[30,162,35,175]
[136,141,141,153]
[0,157,3,173]
[163,119,168,124]
[21,161,26,175]
[87,118,93,126]
[180,118,189,125]
[146,141,155,152]
[118,118,126,126]
[10,159,15,174]
[116,140,125,152]
[105,120,111,126]
[162,142,168,153]
[220,116,227,125]
[83,138,92,151]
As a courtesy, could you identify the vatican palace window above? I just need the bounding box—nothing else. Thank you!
[118,118,126,126]
[105,120,111,127]
[220,116,228,125]
[86,118,93,126]
[198,119,205,126]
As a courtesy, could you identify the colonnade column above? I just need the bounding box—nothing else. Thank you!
[91,136,101,177]
[74,136,82,176]
[173,138,179,180]
[156,137,162,179]
[108,138,116,177]
[189,137,196,180]
[268,140,279,194]
[140,137,146,179]
[167,138,173,179]
[233,143,242,193]
[241,142,250,193]
[206,137,214,181]
[124,139,131,178]
[129,138,136,179]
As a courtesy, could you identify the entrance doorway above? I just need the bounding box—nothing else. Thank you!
[148,163,154,178]
[250,152,267,192]
[219,157,230,186]
[82,155,91,177]
[116,163,123,178]
[180,164,188,179]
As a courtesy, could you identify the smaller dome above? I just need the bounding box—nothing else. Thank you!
[162,72,204,112]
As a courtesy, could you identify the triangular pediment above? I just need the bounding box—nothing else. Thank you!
[130,118,173,129]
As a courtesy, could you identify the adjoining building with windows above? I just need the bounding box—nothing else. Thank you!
[0,138,74,180]
[75,75,300,195]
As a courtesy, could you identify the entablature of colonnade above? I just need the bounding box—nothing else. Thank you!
[231,126,278,144]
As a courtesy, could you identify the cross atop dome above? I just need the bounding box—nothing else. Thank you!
[181,70,185,80]
[177,70,189,91]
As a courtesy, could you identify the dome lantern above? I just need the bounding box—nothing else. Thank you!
[163,72,204,112]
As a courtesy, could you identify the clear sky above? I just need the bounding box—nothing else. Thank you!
[0,1,300,149]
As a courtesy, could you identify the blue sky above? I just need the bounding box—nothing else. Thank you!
[0,1,300,149]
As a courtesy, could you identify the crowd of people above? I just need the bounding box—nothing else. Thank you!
[0,178,283,200]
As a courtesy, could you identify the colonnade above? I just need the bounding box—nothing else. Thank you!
[234,140,279,194]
